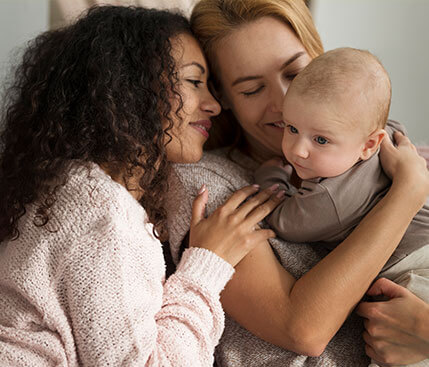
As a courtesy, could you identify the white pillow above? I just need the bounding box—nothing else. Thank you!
[50,0,198,29]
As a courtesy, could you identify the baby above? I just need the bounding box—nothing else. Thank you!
[255,48,429,366]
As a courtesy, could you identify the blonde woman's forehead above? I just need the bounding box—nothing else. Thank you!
[214,17,310,83]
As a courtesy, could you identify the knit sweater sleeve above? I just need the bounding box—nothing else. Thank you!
[166,154,240,264]
[59,174,234,366]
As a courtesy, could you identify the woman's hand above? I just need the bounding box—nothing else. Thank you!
[417,145,429,168]
[189,184,283,266]
[380,131,429,200]
[356,278,429,365]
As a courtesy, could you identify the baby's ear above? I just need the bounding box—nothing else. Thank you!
[360,128,387,160]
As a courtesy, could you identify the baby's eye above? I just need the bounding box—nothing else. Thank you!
[287,125,298,134]
[315,136,328,145]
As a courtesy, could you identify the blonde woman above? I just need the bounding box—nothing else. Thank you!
[166,0,429,365]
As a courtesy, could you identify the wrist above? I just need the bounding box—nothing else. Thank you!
[390,175,427,211]
[416,301,429,356]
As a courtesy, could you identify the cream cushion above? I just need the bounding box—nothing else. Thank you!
[50,0,198,29]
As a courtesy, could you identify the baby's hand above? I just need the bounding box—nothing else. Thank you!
[260,157,285,168]
[260,158,293,179]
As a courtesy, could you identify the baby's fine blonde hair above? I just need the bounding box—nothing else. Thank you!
[289,47,392,129]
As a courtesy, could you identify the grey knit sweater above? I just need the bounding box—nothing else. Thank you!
[166,148,369,366]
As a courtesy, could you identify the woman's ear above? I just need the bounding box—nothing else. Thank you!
[360,128,387,160]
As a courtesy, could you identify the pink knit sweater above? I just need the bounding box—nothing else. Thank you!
[0,162,234,366]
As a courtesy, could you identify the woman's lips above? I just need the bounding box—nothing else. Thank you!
[266,121,285,129]
[190,120,212,138]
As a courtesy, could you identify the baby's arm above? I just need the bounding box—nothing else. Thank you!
[254,165,340,243]
[254,158,294,192]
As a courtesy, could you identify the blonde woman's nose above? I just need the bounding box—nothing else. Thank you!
[270,82,288,113]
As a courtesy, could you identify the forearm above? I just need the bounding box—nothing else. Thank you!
[286,179,426,352]
[222,180,426,356]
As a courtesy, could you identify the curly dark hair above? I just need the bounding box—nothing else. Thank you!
[0,6,192,243]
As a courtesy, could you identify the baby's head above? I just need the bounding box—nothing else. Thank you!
[282,47,391,180]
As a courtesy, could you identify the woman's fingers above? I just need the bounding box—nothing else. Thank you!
[235,184,280,218]
[244,190,286,224]
[217,184,261,213]
[380,131,427,186]
[365,277,407,299]
[190,184,209,228]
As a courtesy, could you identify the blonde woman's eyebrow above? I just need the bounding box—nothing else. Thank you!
[279,51,306,70]
[231,51,306,87]
[181,62,206,74]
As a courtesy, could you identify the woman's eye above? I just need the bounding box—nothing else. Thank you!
[284,73,297,80]
[287,125,298,134]
[315,136,328,145]
[242,85,264,97]
[186,79,203,88]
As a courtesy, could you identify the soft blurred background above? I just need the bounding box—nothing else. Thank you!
[1,0,428,143]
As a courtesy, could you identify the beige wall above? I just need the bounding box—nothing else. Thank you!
[0,0,48,88]
[313,0,429,143]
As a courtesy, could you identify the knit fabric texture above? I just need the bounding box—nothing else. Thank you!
[0,162,234,366]
[166,148,370,366]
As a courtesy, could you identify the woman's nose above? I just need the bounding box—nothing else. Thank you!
[270,81,289,113]
[201,91,221,117]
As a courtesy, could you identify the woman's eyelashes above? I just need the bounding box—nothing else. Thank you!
[283,72,298,81]
[242,85,264,97]
[240,72,300,97]
[186,79,203,88]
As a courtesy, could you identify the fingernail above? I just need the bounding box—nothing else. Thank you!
[198,184,206,195]
[276,190,286,198]
[269,183,279,191]
[252,184,260,190]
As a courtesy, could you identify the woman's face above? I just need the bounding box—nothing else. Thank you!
[165,33,221,163]
[214,17,312,161]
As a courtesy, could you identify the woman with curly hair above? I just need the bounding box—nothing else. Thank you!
[0,5,283,366]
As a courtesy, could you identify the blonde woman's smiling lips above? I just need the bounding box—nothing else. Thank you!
[265,120,285,130]
[190,120,212,138]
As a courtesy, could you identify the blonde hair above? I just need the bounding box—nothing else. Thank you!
[190,0,324,149]
[290,47,391,129]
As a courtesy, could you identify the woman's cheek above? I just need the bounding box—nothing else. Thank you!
[234,97,261,126]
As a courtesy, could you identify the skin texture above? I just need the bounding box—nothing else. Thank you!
[209,16,429,360]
